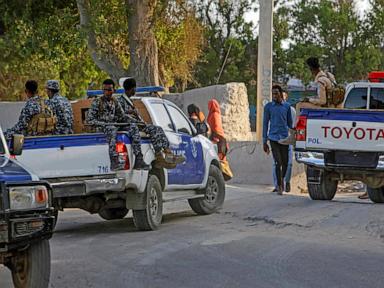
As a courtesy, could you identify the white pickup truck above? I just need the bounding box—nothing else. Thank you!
[11,95,225,230]
[295,81,384,202]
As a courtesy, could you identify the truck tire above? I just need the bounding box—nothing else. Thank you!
[98,207,129,220]
[11,239,51,288]
[306,166,338,200]
[367,186,384,203]
[133,174,163,231]
[188,165,225,215]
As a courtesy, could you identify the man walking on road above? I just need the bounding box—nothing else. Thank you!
[272,91,296,193]
[263,85,293,195]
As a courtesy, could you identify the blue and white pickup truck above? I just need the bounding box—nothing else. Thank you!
[12,95,225,230]
[295,81,384,202]
[0,129,54,287]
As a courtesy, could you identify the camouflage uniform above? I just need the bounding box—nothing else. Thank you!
[46,92,74,134]
[4,95,42,138]
[86,96,142,163]
[117,94,170,153]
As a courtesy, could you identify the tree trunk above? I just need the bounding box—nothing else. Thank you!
[76,0,127,82]
[126,0,159,86]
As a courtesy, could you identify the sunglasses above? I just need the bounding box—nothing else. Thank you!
[103,88,114,92]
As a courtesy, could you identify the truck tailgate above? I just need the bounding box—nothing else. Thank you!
[16,134,113,178]
[304,109,384,152]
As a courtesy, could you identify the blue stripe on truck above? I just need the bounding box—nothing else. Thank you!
[23,133,151,150]
[301,109,384,123]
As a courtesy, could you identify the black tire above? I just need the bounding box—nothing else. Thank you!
[98,207,129,220]
[188,165,226,215]
[133,174,163,231]
[367,186,384,203]
[306,166,338,200]
[11,240,51,288]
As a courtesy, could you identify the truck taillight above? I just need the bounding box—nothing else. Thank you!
[296,115,307,141]
[116,142,130,170]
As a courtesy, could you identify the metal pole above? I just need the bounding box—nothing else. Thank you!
[216,42,233,84]
[256,0,274,142]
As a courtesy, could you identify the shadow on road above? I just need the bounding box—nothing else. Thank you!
[54,210,199,235]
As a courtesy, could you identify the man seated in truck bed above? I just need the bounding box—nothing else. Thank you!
[86,79,150,170]
[117,78,185,168]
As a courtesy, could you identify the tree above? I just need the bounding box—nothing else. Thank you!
[76,0,203,87]
[193,0,257,103]
[282,0,384,83]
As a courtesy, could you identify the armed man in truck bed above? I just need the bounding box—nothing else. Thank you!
[86,79,149,170]
[117,78,185,169]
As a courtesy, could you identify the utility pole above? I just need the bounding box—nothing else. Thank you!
[256,0,274,142]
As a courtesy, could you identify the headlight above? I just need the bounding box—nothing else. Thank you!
[9,185,49,210]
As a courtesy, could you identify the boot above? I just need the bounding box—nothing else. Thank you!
[279,129,296,145]
[154,152,177,169]
[133,153,150,170]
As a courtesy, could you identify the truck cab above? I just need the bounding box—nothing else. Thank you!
[0,128,54,288]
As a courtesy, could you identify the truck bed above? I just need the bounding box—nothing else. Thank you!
[18,133,113,178]
[297,109,384,152]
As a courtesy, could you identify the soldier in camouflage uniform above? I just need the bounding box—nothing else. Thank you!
[86,79,149,170]
[5,80,42,139]
[118,78,185,168]
[45,80,74,135]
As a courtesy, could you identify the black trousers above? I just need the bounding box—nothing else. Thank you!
[270,140,289,188]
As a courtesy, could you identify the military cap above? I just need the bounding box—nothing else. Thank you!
[46,80,60,90]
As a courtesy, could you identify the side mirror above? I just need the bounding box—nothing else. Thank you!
[10,134,24,156]
[178,128,191,135]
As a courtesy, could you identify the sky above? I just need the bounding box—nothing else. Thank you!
[244,0,371,27]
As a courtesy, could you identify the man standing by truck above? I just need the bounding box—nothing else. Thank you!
[263,85,293,195]
[86,79,149,170]
[117,78,185,168]
[45,80,74,135]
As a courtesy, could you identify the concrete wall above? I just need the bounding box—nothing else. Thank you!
[164,83,252,141]
[227,141,305,186]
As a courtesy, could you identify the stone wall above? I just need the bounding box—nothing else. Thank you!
[164,83,252,141]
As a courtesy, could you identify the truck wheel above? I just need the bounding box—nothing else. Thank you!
[188,165,226,215]
[367,186,384,203]
[11,239,51,288]
[306,166,338,200]
[133,174,163,231]
[98,207,129,220]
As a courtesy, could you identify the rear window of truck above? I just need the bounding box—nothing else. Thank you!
[344,88,368,109]
[370,88,384,110]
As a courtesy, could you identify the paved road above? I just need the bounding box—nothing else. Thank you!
[1,185,384,288]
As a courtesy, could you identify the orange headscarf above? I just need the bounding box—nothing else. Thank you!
[207,99,225,139]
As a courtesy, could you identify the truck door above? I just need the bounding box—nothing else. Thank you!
[149,102,184,185]
[165,104,205,185]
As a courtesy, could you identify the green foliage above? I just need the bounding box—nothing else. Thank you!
[193,0,257,104]
[0,0,107,100]
[155,0,204,90]
[280,0,384,84]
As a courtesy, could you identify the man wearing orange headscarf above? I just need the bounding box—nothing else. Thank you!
[207,99,227,160]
